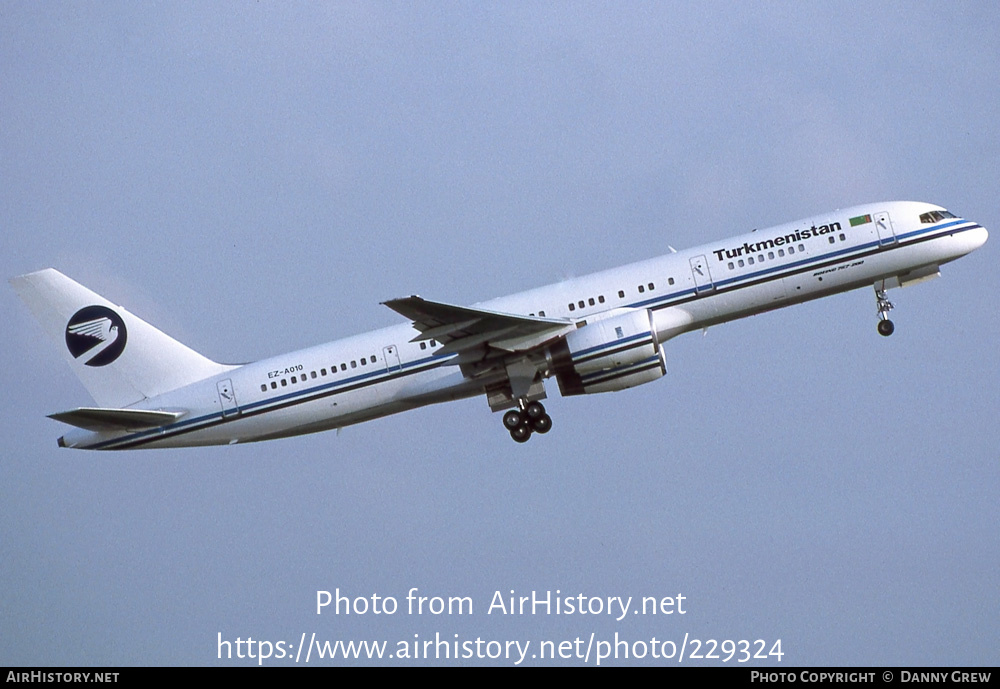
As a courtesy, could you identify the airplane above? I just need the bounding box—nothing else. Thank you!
[10,200,987,449]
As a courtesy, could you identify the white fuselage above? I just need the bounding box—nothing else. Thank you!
[59,201,987,450]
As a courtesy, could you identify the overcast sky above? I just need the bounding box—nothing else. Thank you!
[2,2,998,666]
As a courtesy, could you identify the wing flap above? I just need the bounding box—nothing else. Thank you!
[48,407,185,432]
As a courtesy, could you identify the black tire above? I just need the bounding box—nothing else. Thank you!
[510,425,532,443]
[878,319,895,337]
[531,414,552,434]
[503,410,523,430]
[526,401,545,419]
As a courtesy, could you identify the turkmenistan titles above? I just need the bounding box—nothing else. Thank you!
[712,222,842,261]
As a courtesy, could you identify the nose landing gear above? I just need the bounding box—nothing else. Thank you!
[875,284,895,336]
[502,401,552,443]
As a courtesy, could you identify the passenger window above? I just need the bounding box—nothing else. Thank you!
[668,277,674,285]
[271,381,277,390]
[648,282,654,290]
[588,297,595,306]
[351,361,356,369]
[638,285,645,293]
[618,290,625,298]
[568,303,575,311]
[261,384,267,392]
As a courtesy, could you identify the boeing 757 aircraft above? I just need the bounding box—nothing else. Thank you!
[11,201,987,449]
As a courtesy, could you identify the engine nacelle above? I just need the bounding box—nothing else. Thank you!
[549,309,666,396]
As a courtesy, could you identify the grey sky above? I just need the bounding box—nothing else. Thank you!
[2,2,997,666]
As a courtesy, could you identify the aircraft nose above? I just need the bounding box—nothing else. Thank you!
[970,224,989,250]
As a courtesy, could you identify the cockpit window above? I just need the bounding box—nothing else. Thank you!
[919,210,957,223]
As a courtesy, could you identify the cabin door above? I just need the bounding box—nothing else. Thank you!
[689,255,715,294]
[216,379,240,418]
[874,211,896,246]
[382,345,402,372]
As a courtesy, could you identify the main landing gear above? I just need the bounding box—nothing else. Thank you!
[502,401,552,443]
[875,285,895,337]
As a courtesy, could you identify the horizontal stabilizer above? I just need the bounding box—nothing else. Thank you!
[48,407,185,432]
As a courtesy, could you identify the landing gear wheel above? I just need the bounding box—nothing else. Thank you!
[525,401,546,420]
[874,284,895,337]
[504,401,549,441]
[531,413,552,434]
[503,409,524,430]
[510,425,532,443]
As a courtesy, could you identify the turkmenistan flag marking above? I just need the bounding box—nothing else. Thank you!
[850,214,872,227]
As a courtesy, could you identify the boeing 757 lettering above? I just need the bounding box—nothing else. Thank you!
[11,201,987,449]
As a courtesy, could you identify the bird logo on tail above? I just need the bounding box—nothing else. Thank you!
[65,306,127,366]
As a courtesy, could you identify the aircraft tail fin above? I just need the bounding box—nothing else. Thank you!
[10,268,234,408]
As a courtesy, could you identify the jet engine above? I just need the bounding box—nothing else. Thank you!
[548,309,666,396]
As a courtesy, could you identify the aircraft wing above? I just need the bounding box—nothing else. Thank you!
[382,295,575,356]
